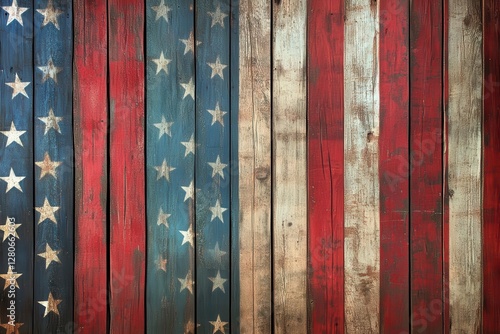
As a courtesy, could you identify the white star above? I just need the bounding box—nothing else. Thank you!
[5,73,30,99]
[180,78,195,100]
[35,197,59,225]
[38,58,62,83]
[0,217,21,242]
[36,0,63,29]
[207,56,227,80]
[152,51,171,75]
[2,0,28,26]
[209,199,227,223]
[154,159,175,182]
[208,4,227,28]
[37,243,61,269]
[1,122,25,147]
[151,0,171,23]
[157,208,170,228]
[208,155,227,179]
[180,32,201,55]
[0,168,25,193]
[209,315,228,334]
[181,134,196,157]
[35,152,62,179]
[210,242,227,263]
[178,270,194,294]
[181,181,194,202]
[0,266,22,290]
[38,109,63,135]
[208,270,227,293]
[179,225,194,248]
[38,292,62,317]
[153,116,174,139]
[207,102,227,126]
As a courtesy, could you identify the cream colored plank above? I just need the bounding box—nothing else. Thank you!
[448,0,483,331]
[272,0,307,332]
[344,0,380,332]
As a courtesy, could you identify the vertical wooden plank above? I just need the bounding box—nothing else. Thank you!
[108,0,145,332]
[74,0,108,332]
[483,0,500,331]
[307,0,344,332]
[343,0,380,332]
[145,0,195,332]
[272,0,307,332]
[195,0,231,332]
[379,0,409,331]
[0,0,34,331]
[447,0,482,331]
[410,0,444,332]
[238,0,271,332]
[33,0,73,331]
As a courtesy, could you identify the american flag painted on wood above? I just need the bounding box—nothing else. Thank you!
[0,0,499,333]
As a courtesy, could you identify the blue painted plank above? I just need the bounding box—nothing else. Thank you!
[146,0,196,332]
[33,0,73,332]
[195,0,231,332]
[0,0,34,331]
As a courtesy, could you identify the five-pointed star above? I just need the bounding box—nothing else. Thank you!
[207,56,227,79]
[207,102,227,126]
[179,225,194,248]
[0,168,25,193]
[0,266,22,290]
[0,217,21,242]
[208,270,227,293]
[152,51,172,75]
[151,0,171,23]
[154,116,174,139]
[184,320,200,334]
[154,159,176,182]
[38,292,62,317]
[208,155,227,179]
[156,256,167,272]
[180,78,195,100]
[1,0,28,26]
[210,242,227,263]
[178,270,194,294]
[37,243,61,269]
[157,208,170,228]
[180,134,196,156]
[35,197,59,225]
[38,109,63,135]
[180,32,201,55]
[181,181,194,202]
[209,315,228,334]
[35,152,62,179]
[0,321,23,334]
[1,121,25,147]
[209,199,227,223]
[38,58,62,83]
[5,73,30,99]
[36,0,63,29]
[208,4,227,28]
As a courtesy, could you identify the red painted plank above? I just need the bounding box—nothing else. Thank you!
[73,0,108,332]
[409,0,444,332]
[378,0,410,331]
[483,0,500,331]
[307,1,344,332]
[108,0,145,332]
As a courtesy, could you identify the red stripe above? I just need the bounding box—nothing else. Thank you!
[379,0,410,331]
[74,0,108,332]
[108,0,146,332]
[307,0,344,332]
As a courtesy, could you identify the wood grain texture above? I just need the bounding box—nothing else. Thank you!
[238,0,272,333]
[483,0,500,331]
[74,0,108,332]
[409,0,444,332]
[343,0,380,332]
[307,0,344,332]
[34,0,73,331]
[379,0,409,331]
[272,0,307,332]
[447,0,483,331]
[108,0,145,332]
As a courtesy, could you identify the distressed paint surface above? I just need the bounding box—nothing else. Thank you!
[238,0,272,333]
[344,0,380,332]
[272,0,307,332]
[447,0,483,332]
[307,0,344,332]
